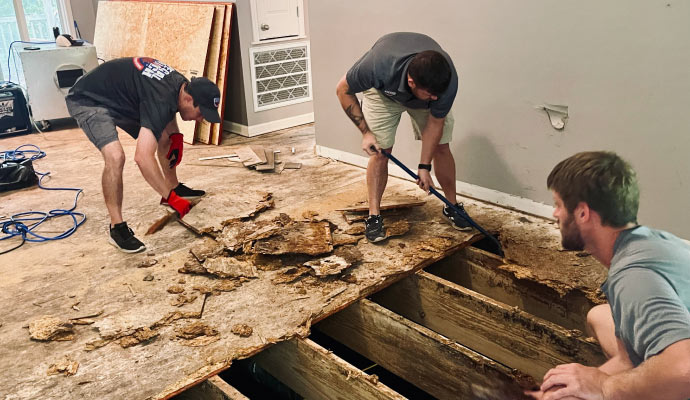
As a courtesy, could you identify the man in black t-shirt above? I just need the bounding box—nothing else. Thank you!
[66,57,221,253]
[336,33,472,243]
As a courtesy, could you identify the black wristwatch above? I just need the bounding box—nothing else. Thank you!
[418,163,432,172]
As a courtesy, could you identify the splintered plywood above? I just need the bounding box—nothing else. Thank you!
[182,191,274,234]
[211,4,233,145]
[246,221,333,256]
[195,5,226,144]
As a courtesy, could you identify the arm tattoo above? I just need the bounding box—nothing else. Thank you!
[345,104,369,134]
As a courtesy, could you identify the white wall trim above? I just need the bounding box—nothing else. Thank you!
[223,112,314,137]
[315,144,555,220]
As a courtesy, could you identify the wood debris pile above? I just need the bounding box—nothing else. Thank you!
[199,145,302,174]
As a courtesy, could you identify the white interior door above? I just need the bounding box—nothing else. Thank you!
[255,0,299,40]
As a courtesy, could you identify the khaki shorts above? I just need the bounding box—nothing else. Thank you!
[361,88,454,149]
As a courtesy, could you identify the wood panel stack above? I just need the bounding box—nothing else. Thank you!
[93,0,233,145]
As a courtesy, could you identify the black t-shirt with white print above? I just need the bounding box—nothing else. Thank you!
[68,57,187,140]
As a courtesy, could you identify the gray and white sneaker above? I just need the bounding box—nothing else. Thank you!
[365,215,386,243]
[109,222,146,253]
[442,203,473,231]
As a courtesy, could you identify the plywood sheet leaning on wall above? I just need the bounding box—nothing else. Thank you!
[211,4,234,145]
[94,1,215,144]
[93,2,147,60]
[194,5,226,144]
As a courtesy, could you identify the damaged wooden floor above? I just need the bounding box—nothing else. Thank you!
[0,123,607,399]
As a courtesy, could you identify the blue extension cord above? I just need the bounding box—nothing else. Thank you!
[0,144,86,254]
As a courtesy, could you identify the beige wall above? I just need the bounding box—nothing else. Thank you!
[309,0,690,238]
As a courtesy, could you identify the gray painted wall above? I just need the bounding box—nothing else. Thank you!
[309,1,690,237]
[232,0,313,127]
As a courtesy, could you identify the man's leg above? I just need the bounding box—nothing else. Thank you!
[586,303,618,358]
[367,146,393,216]
[432,143,458,205]
[100,141,126,225]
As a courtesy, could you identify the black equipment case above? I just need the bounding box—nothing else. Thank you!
[0,83,31,137]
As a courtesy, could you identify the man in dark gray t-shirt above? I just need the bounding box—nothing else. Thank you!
[336,32,473,243]
[527,151,690,400]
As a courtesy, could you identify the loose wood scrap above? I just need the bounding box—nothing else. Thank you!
[246,221,333,256]
[29,316,75,341]
[211,4,234,145]
[182,191,273,234]
[336,195,426,212]
[255,148,275,171]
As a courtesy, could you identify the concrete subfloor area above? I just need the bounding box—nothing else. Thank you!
[0,122,607,399]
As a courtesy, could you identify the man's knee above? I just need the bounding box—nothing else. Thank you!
[101,143,126,169]
[586,303,613,338]
[434,143,452,157]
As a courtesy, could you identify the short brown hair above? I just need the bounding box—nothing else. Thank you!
[408,50,451,96]
[547,151,639,227]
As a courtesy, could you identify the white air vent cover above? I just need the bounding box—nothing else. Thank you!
[250,41,312,112]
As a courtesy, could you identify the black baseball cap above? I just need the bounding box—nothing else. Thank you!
[187,77,221,123]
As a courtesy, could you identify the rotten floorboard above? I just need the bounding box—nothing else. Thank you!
[0,123,607,399]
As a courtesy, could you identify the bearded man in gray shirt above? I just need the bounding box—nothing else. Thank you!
[336,32,472,243]
[527,151,690,400]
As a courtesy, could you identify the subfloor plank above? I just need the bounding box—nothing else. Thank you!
[371,271,606,379]
[253,337,406,400]
[316,299,534,400]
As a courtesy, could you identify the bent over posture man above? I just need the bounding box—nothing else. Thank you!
[66,57,221,253]
[528,151,690,400]
[336,32,472,243]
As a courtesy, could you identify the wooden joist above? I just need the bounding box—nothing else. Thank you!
[316,299,534,400]
[427,247,597,330]
[173,375,248,400]
[371,271,606,379]
[253,337,405,400]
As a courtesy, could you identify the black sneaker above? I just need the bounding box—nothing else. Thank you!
[173,183,205,198]
[365,215,386,243]
[109,222,146,253]
[442,203,473,231]
[161,183,205,205]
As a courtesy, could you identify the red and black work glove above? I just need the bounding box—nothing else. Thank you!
[166,133,184,169]
[166,190,191,218]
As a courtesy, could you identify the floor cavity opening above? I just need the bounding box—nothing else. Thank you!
[470,232,503,256]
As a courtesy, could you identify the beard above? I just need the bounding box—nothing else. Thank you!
[560,212,585,251]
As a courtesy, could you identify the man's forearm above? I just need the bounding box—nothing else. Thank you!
[135,155,170,197]
[419,119,444,164]
[602,341,690,400]
[340,93,370,134]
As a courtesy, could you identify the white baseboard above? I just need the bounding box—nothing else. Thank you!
[223,113,314,137]
[315,144,555,220]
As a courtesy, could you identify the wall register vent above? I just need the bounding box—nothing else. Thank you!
[250,41,312,112]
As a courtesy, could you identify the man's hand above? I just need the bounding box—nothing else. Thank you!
[362,132,380,156]
[166,132,184,169]
[417,168,434,193]
[166,190,191,218]
[539,364,608,400]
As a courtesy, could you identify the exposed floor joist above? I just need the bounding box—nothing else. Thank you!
[371,270,605,379]
[316,299,535,400]
[253,337,405,400]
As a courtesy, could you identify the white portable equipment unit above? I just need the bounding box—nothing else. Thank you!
[18,43,98,122]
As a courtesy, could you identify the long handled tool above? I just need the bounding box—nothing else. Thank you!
[375,147,504,257]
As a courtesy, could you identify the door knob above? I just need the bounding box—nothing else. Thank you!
[261,23,270,31]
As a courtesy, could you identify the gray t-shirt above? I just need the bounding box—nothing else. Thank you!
[345,32,458,118]
[601,226,690,366]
